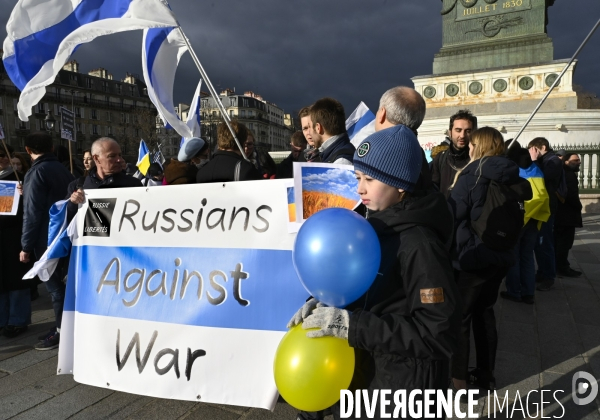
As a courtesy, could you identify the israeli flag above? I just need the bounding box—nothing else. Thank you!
[2,0,178,121]
[23,200,77,281]
[346,102,376,148]
[142,27,202,140]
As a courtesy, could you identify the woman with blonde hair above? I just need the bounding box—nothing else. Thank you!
[448,127,531,394]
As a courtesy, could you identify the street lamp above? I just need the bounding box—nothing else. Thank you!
[45,110,56,132]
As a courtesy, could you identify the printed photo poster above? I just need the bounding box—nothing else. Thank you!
[0,180,19,215]
[293,162,360,223]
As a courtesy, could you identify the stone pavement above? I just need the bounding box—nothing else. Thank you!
[1,216,600,420]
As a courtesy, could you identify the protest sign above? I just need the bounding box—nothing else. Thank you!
[0,181,19,215]
[58,180,309,409]
[0,123,5,140]
[60,107,75,142]
[293,162,360,223]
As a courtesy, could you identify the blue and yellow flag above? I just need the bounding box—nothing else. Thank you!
[519,163,551,229]
[136,140,151,176]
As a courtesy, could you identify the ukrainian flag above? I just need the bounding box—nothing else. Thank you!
[520,163,551,229]
[136,140,151,176]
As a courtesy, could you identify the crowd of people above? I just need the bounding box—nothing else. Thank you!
[0,85,584,420]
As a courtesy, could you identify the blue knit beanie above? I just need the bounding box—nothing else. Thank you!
[353,125,422,192]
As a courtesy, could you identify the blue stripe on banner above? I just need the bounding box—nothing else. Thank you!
[64,245,80,312]
[4,0,135,91]
[347,111,375,139]
[74,246,309,331]
[144,26,174,89]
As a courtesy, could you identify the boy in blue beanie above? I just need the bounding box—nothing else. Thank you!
[289,125,462,419]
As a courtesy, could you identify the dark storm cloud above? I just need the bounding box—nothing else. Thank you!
[1,0,598,115]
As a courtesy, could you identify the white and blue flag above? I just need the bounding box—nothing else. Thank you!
[24,200,77,281]
[142,27,202,140]
[346,102,376,148]
[3,0,178,121]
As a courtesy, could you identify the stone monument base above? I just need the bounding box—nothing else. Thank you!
[412,59,579,120]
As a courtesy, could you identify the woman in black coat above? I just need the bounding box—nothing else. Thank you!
[0,145,35,337]
[448,127,529,392]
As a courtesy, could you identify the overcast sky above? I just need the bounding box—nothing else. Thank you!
[1,0,599,117]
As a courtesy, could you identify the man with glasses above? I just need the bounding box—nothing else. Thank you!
[276,131,308,179]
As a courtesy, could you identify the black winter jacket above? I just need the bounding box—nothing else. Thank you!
[196,150,262,184]
[448,156,524,272]
[338,190,461,419]
[275,151,306,179]
[431,143,470,198]
[22,154,74,254]
[537,151,563,212]
[555,166,582,227]
[65,167,143,221]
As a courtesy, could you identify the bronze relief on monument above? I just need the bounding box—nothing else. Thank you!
[466,15,523,37]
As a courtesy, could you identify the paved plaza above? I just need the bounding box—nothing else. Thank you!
[1,216,600,420]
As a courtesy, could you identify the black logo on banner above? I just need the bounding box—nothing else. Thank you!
[84,199,117,237]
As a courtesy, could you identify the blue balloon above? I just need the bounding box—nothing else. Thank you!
[293,208,381,307]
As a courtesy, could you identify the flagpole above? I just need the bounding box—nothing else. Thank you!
[175,26,249,161]
[157,0,248,160]
[507,17,600,150]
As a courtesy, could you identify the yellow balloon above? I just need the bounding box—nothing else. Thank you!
[273,324,355,412]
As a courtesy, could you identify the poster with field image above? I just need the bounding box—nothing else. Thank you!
[293,162,360,223]
[0,180,19,216]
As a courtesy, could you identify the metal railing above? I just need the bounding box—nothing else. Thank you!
[556,144,600,193]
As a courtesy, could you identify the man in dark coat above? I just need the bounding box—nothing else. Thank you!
[431,110,476,197]
[275,131,307,179]
[554,153,583,277]
[20,132,74,348]
[0,144,34,337]
[528,137,564,291]
[196,120,261,183]
[67,138,143,219]
[305,98,355,164]
[373,86,432,190]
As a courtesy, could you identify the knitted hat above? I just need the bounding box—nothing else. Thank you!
[353,125,422,192]
[178,137,206,162]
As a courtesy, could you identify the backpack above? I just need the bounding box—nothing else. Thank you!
[471,180,525,251]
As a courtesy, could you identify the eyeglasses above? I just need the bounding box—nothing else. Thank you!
[244,143,254,147]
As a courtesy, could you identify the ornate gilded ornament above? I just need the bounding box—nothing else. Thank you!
[424,86,437,99]
[469,81,483,94]
[446,84,460,97]
[483,0,498,3]
[493,79,507,92]
[460,0,478,7]
[519,76,534,90]
[545,73,560,87]
[466,15,523,37]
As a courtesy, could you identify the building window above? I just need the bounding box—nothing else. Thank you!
[91,109,97,119]
[106,111,111,122]
[241,110,246,117]
[86,78,93,89]
[121,113,125,123]
[92,125,98,135]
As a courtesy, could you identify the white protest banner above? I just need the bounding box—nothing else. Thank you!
[58,180,309,409]
[0,123,5,140]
